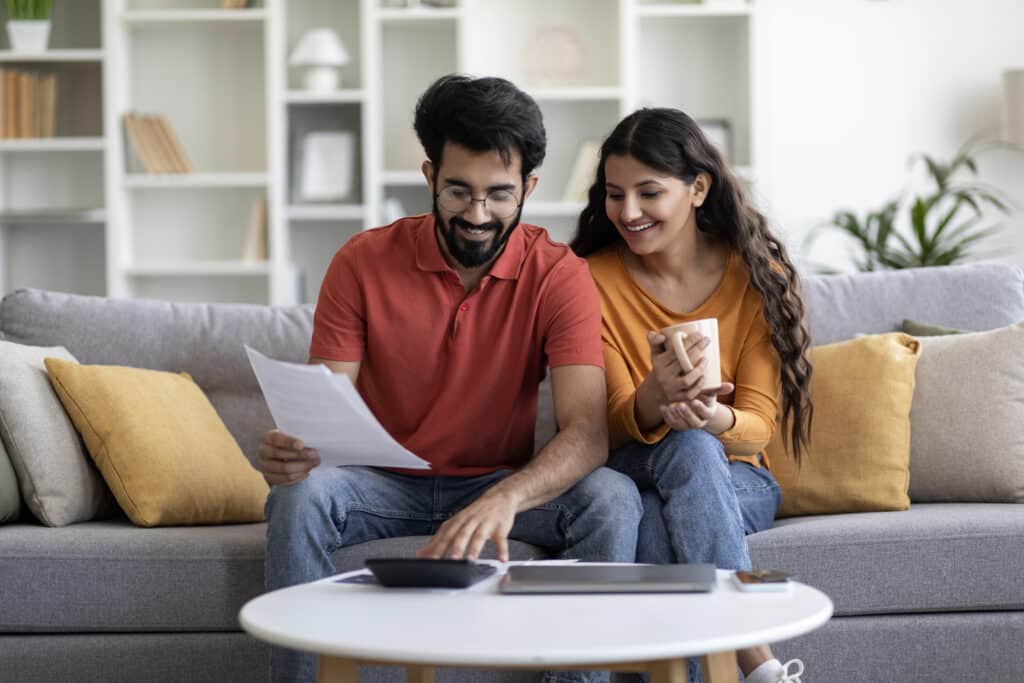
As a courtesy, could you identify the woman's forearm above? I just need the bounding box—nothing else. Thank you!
[633,372,666,432]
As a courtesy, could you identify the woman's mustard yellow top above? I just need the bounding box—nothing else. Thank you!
[586,246,781,468]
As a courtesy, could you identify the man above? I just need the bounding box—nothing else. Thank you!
[260,74,642,683]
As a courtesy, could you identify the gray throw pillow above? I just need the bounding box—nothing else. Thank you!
[0,437,20,523]
[0,341,116,526]
[908,322,1024,502]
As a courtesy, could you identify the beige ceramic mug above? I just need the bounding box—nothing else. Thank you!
[659,318,721,392]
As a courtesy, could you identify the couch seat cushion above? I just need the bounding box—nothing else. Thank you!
[748,503,1024,616]
[0,521,542,632]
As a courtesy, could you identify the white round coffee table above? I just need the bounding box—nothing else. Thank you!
[240,566,832,683]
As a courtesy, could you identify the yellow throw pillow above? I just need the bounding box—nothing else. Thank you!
[766,333,920,518]
[44,358,268,527]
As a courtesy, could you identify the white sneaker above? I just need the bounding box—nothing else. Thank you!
[776,658,805,683]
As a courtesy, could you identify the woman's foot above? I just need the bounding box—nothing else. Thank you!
[744,658,804,683]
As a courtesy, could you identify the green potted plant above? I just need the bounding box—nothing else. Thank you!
[809,139,1015,272]
[5,0,53,54]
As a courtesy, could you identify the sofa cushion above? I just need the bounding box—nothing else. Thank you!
[45,359,270,527]
[767,333,920,517]
[802,262,1024,344]
[0,437,20,523]
[0,521,543,632]
[748,503,1024,616]
[0,341,115,526]
[908,323,1024,503]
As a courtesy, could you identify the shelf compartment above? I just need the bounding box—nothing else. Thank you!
[464,0,619,90]
[128,20,265,173]
[289,220,363,304]
[531,99,619,204]
[128,187,266,265]
[3,223,106,296]
[122,10,267,24]
[288,104,363,205]
[0,0,101,50]
[381,19,456,171]
[634,14,752,166]
[287,204,365,221]
[1,151,104,215]
[125,173,268,189]
[0,62,104,138]
[286,1,362,91]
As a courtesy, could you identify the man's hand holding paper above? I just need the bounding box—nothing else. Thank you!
[246,346,431,479]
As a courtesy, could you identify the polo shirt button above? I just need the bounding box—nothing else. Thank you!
[459,304,469,312]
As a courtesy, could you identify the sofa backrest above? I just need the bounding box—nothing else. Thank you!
[2,261,1022,462]
[802,261,1024,345]
[0,290,314,464]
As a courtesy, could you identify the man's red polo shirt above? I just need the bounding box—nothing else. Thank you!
[308,214,604,477]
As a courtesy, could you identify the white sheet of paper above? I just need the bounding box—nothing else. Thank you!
[245,346,431,470]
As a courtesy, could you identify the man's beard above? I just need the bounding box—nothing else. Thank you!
[433,201,522,268]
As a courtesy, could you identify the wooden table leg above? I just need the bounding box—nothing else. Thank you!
[317,656,360,683]
[406,665,437,683]
[648,658,690,683]
[700,650,739,683]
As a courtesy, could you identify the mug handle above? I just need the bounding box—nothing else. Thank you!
[669,331,695,372]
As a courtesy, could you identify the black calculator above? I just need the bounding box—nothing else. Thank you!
[365,558,498,588]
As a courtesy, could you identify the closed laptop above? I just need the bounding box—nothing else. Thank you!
[500,563,716,594]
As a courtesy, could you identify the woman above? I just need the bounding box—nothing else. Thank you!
[571,109,813,683]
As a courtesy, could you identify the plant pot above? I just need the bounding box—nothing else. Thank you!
[7,20,51,54]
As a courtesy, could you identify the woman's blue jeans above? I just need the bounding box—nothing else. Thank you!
[606,428,782,682]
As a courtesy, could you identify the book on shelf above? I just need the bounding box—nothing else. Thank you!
[242,197,269,262]
[122,112,194,174]
[0,68,58,139]
[220,0,250,8]
[561,140,601,203]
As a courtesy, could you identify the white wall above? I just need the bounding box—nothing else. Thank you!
[753,0,1024,272]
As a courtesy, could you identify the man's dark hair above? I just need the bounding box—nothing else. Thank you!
[414,74,546,180]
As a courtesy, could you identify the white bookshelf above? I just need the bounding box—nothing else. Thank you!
[2,0,756,306]
[0,0,106,298]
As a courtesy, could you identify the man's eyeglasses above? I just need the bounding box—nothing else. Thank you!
[436,186,520,219]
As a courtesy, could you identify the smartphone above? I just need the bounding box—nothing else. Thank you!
[731,569,792,592]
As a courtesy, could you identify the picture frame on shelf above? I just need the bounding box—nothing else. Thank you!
[522,27,586,87]
[292,130,355,203]
[697,118,733,162]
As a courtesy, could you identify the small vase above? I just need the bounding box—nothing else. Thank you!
[7,20,51,54]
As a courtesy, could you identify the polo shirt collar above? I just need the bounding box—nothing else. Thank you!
[415,215,526,280]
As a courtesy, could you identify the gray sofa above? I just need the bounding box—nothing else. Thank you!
[1,262,1023,683]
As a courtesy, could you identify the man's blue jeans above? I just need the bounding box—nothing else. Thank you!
[606,429,782,683]
[265,466,643,683]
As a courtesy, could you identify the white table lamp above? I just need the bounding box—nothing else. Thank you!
[290,28,350,92]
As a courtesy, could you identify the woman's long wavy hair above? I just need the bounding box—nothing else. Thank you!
[570,108,813,463]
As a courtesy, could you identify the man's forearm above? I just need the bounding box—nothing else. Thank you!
[484,420,608,513]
